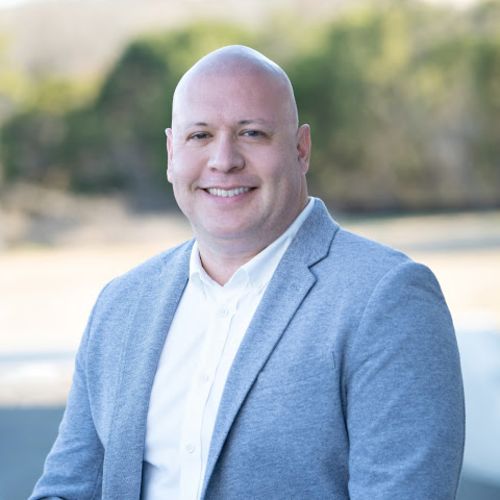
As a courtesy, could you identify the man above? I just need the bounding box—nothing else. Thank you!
[31,45,465,499]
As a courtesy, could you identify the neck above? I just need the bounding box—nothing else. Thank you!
[195,196,310,285]
[197,241,264,285]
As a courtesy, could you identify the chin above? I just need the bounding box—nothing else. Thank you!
[204,223,260,242]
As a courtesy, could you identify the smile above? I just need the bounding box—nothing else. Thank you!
[206,187,251,198]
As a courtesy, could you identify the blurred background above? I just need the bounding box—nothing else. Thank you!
[0,0,499,498]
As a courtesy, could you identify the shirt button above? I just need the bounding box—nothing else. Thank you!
[185,443,195,453]
[201,373,210,383]
[218,307,229,317]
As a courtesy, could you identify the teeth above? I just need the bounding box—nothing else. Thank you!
[207,187,250,197]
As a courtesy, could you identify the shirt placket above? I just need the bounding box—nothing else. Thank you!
[178,285,238,500]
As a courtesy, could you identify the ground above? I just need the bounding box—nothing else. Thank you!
[0,197,499,404]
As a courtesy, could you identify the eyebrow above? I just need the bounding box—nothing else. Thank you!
[239,119,274,127]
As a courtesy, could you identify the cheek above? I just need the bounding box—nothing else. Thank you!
[263,154,303,187]
[169,154,199,186]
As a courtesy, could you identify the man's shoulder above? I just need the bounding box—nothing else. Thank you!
[98,239,193,300]
[314,221,419,289]
[332,226,410,266]
[295,199,418,284]
[314,224,448,320]
[301,198,410,262]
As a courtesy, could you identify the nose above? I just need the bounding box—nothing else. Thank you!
[207,134,245,173]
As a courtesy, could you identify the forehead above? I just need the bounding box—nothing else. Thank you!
[172,69,292,127]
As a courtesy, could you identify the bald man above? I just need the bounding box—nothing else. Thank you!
[31,46,464,500]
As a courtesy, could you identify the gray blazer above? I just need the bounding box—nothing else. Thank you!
[31,199,465,499]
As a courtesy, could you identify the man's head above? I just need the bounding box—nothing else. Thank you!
[166,45,311,258]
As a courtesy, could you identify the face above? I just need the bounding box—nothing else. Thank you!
[166,68,310,255]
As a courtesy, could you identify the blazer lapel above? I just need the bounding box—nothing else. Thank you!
[201,200,338,496]
[102,242,192,499]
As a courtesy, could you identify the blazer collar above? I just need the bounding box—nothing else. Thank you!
[201,198,339,497]
[102,241,192,499]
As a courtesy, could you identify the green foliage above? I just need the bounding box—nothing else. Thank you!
[1,109,66,184]
[1,2,500,211]
[289,0,500,210]
[1,23,254,205]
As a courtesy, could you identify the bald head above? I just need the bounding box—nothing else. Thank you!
[172,45,299,127]
[165,45,311,278]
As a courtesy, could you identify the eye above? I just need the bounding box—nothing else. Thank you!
[188,131,211,140]
[241,129,266,138]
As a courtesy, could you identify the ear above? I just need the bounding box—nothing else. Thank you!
[296,124,311,174]
[165,128,174,183]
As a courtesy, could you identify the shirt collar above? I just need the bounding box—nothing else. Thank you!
[189,197,315,294]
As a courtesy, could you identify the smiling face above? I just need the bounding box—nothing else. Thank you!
[166,50,310,258]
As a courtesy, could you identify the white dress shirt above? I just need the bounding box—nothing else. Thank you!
[142,199,314,500]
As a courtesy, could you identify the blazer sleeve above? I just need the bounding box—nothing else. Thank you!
[344,261,465,500]
[29,294,106,500]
